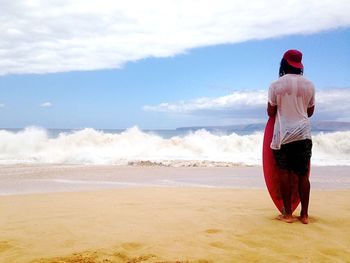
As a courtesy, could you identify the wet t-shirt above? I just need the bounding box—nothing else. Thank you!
[268,74,315,150]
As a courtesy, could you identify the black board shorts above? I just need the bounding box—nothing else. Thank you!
[273,139,312,176]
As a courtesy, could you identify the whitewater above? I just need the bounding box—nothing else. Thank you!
[0,126,349,166]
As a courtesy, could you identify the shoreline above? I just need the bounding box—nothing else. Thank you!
[1,164,350,196]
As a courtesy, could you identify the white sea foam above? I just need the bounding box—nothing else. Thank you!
[0,126,349,166]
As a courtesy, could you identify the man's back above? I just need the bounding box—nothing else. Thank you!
[268,74,315,149]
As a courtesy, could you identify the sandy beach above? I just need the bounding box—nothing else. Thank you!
[1,165,350,262]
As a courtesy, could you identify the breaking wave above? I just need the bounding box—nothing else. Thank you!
[0,127,349,166]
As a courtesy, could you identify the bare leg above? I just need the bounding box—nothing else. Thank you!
[298,175,310,224]
[279,169,295,223]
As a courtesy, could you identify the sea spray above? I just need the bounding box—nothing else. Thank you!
[0,126,349,166]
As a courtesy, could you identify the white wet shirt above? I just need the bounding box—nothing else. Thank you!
[268,74,315,150]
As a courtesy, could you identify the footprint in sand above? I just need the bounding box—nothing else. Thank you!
[0,241,13,252]
[205,229,222,234]
[120,242,143,251]
[209,242,230,250]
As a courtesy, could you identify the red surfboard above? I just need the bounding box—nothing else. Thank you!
[262,116,309,214]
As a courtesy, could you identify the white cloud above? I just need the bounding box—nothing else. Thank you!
[1,0,350,75]
[144,88,350,121]
[143,90,266,112]
[40,102,53,107]
[316,88,350,120]
[0,104,5,108]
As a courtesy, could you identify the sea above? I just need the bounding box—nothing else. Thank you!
[0,126,349,166]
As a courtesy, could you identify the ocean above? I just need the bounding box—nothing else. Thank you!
[0,126,349,166]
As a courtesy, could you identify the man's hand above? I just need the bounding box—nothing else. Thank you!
[267,102,277,117]
[307,106,314,117]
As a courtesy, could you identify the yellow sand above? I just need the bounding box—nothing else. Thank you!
[1,188,350,262]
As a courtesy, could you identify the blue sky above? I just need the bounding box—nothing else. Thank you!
[1,1,350,129]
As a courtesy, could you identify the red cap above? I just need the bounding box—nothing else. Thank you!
[283,49,303,69]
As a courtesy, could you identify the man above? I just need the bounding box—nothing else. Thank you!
[267,49,315,224]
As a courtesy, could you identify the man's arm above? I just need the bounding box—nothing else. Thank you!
[307,106,314,117]
[267,102,277,117]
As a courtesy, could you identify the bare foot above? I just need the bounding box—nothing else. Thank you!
[299,216,309,224]
[277,214,297,223]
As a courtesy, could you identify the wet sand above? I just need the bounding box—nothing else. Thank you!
[1,164,349,195]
